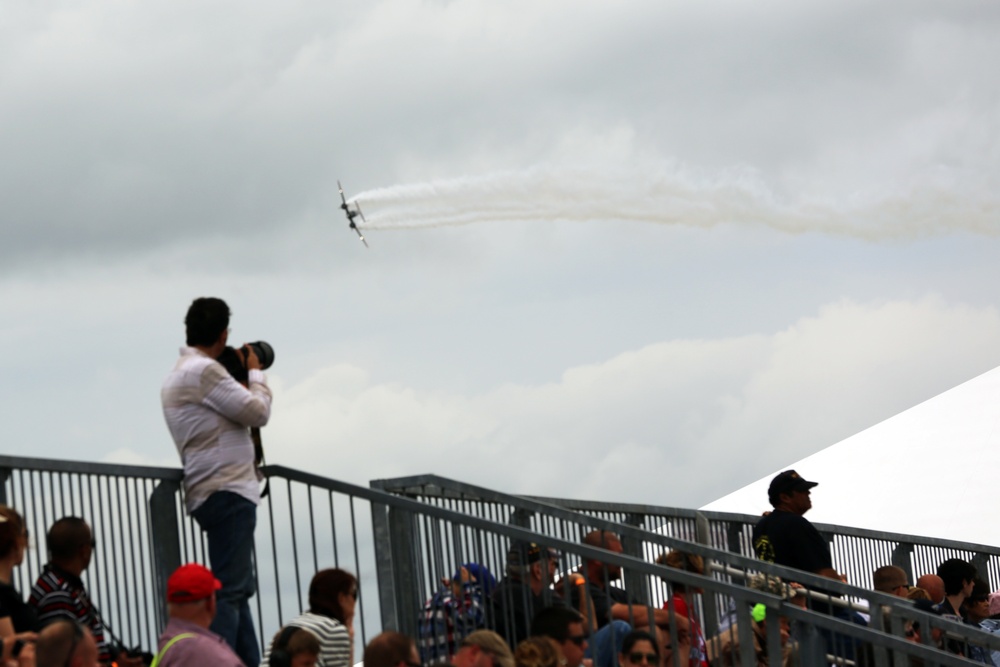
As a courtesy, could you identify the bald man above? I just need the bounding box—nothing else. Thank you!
[916,574,946,605]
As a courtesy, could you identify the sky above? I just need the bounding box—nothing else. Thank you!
[3,0,1000,532]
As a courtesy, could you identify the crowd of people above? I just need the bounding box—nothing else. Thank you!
[3,294,998,667]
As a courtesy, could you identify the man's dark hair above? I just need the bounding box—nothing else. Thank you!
[530,606,583,643]
[47,517,91,562]
[185,297,230,347]
[363,631,415,667]
[937,558,978,596]
[621,630,658,659]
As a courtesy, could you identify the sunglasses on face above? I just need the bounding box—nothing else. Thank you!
[567,635,588,646]
[627,653,658,664]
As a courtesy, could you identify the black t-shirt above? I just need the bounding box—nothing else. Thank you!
[568,581,631,628]
[0,581,38,632]
[490,577,564,647]
[752,510,832,574]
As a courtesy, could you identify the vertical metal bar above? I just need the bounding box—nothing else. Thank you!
[372,500,398,633]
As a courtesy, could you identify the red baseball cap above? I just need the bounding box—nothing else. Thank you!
[167,563,222,603]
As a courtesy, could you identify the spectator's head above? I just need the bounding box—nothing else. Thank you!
[363,631,419,667]
[655,550,704,594]
[915,574,946,604]
[451,563,497,597]
[269,627,321,667]
[873,566,909,597]
[185,297,230,348]
[936,559,977,598]
[308,568,358,624]
[766,470,818,514]
[619,631,659,667]
[530,607,587,667]
[989,589,1000,620]
[36,619,99,667]
[0,505,28,566]
[907,587,931,602]
[506,542,559,591]
[46,517,93,575]
[582,530,623,584]
[966,578,992,623]
[513,637,560,667]
[166,563,222,628]
[452,630,514,667]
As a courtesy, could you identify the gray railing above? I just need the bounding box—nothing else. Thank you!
[4,455,1000,667]
[371,474,1000,594]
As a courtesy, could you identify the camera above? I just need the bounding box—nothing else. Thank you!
[217,340,275,385]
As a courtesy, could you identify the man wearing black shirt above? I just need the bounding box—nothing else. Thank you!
[752,470,839,580]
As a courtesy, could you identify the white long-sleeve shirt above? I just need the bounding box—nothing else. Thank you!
[162,346,272,512]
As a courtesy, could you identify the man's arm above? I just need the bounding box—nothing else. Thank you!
[610,603,690,634]
[200,362,271,428]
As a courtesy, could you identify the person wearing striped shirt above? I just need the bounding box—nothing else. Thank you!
[162,297,272,667]
[260,569,356,667]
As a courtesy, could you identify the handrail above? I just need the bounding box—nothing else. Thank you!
[3,454,1000,667]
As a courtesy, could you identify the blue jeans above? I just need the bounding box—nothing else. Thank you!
[192,491,260,667]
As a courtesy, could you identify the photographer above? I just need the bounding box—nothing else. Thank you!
[161,297,272,667]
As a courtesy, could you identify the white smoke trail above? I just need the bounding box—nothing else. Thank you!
[351,162,1000,240]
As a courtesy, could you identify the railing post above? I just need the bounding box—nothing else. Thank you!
[725,521,745,555]
[622,513,649,605]
[148,479,182,631]
[510,508,533,529]
[0,466,10,505]
[973,552,990,581]
[891,542,914,582]
[371,502,399,632]
[695,512,721,634]
[387,506,419,637]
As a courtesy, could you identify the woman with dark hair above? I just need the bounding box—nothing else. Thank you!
[618,630,659,667]
[261,568,357,667]
[0,506,36,636]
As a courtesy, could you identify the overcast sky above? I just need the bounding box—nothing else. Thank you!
[3,0,1000,528]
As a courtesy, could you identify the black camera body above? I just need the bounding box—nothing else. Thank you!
[217,341,275,385]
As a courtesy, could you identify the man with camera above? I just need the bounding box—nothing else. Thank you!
[161,297,272,667]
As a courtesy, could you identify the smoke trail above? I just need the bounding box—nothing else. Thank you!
[351,163,999,240]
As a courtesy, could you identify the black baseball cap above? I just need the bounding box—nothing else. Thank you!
[767,470,818,502]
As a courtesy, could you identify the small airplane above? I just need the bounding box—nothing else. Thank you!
[338,180,368,248]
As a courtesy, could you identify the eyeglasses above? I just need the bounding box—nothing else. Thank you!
[350,589,358,600]
[567,635,588,646]
[627,653,658,664]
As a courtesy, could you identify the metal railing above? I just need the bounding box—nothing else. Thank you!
[3,455,1000,667]
[371,474,1000,594]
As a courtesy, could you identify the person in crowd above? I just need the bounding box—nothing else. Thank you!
[261,568,356,667]
[35,619,98,667]
[980,590,1000,665]
[162,296,272,667]
[655,550,707,667]
[907,587,931,601]
[418,563,495,663]
[872,566,910,598]
[0,506,37,635]
[705,574,796,667]
[751,471,840,581]
[617,630,658,667]
[267,626,322,667]
[513,637,559,667]
[450,630,514,667]
[491,542,562,647]
[363,631,419,667]
[916,574,946,605]
[529,607,588,667]
[568,532,686,633]
[935,558,977,621]
[150,563,243,667]
[650,625,688,667]
[28,517,141,667]
[962,578,996,665]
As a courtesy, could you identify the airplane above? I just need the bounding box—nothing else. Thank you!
[338,180,368,248]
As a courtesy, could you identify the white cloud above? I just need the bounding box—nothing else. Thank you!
[252,296,1000,506]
